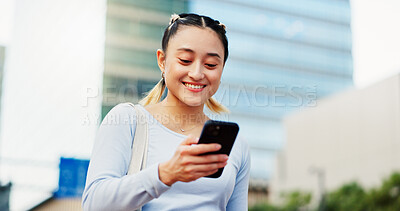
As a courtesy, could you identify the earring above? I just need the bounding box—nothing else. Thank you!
[161,72,165,79]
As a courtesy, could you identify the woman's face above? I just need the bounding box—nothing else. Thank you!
[158,26,225,107]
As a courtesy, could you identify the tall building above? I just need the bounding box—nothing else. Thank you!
[102,0,353,183]
[189,0,353,181]
[102,0,189,117]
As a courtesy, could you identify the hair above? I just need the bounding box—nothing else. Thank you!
[139,13,229,113]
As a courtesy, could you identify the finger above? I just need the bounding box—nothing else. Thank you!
[180,135,199,146]
[182,154,228,165]
[184,143,221,155]
[203,169,219,177]
[185,162,227,173]
[190,169,219,180]
[180,169,219,182]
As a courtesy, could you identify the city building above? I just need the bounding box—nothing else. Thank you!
[102,0,189,117]
[102,0,354,184]
[270,74,400,203]
[191,0,353,181]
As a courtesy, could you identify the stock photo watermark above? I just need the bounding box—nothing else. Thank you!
[81,83,318,125]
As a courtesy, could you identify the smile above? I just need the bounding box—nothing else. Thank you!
[183,82,206,92]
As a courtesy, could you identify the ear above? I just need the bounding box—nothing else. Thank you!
[157,49,166,72]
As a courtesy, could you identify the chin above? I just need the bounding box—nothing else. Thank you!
[184,101,204,107]
[181,98,207,107]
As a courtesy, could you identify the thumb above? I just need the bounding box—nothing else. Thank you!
[180,135,199,146]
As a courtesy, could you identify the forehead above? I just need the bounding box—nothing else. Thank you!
[167,26,224,57]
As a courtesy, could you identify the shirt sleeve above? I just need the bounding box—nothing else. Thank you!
[82,103,171,211]
[226,137,251,211]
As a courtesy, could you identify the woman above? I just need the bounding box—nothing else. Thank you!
[82,13,250,211]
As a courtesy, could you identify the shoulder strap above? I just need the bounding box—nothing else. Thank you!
[127,103,149,175]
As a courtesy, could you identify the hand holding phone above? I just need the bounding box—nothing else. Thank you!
[158,120,239,185]
[198,120,239,178]
[159,135,228,186]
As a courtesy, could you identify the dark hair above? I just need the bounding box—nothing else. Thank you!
[161,13,229,63]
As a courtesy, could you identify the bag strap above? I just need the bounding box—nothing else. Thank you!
[127,103,149,175]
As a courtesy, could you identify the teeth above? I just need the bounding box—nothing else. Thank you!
[184,83,205,89]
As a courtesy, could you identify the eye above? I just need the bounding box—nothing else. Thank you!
[179,58,192,64]
[206,64,217,68]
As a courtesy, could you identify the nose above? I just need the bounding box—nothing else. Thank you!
[188,62,204,81]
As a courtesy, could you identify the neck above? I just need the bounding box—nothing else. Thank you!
[160,98,208,128]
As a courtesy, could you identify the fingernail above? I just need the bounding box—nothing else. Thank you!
[216,144,221,149]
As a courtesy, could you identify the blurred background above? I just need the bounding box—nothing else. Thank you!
[0,0,399,210]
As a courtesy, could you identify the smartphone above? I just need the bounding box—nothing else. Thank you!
[198,120,239,178]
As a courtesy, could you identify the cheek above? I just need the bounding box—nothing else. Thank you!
[208,70,223,92]
[164,64,185,83]
[211,69,222,82]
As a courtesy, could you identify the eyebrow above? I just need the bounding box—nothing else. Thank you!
[177,48,221,59]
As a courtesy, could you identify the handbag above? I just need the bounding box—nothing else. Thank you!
[126,103,149,211]
[127,103,149,174]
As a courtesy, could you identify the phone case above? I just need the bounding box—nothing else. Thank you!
[198,120,239,178]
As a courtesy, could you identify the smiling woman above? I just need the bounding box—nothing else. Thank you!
[140,13,229,113]
[82,13,250,211]
[159,26,224,108]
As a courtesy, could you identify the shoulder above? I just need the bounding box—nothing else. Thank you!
[101,103,138,125]
[107,103,137,116]
[95,103,139,152]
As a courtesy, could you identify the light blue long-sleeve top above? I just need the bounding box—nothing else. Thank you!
[82,103,251,211]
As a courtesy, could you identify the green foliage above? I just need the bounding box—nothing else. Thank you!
[248,203,281,211]
[325,182,368,211]
[248,191,311,211]
[281,191,312,211]
[249,172,400,211]
[367,172,400,211]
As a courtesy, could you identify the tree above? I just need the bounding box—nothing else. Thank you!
[325,182,368,211]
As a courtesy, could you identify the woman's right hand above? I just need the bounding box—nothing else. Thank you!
[158,135,229,186]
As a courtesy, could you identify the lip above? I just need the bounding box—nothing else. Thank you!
[182,82,206,92]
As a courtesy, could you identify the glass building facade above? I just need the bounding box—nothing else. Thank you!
[102,0,353,181]
[102,0,189,117]
[190,0,353,180]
